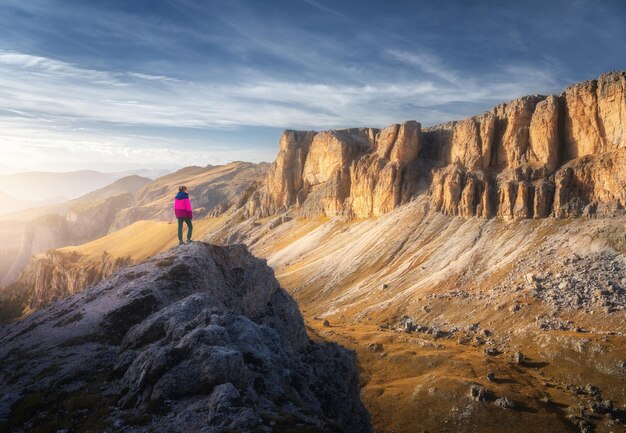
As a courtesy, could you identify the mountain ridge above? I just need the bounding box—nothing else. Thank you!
[243,71,625,221]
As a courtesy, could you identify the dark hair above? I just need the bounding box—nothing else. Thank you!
[179,185,187,192]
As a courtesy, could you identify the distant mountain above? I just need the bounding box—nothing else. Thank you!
[111,168,171,179]
[0,175,152,222]
[0,170,119,202]
[75,175,152,202]
[0,190,67,216]
[0,169,169,204]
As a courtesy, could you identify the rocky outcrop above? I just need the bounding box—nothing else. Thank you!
[552,150,626,218]
[243,71,624,220]
[0,242,371,433]
[563,73,626,159]
[429,154,625,221]
[0,250,132,321]
[426,71,625,219]
[259,130,317,215]
[528,95,560,171]
[1,193,134,287]
[245,121,422,218]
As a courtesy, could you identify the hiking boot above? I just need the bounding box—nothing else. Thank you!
[178,241,184,246]
[187,239,193,244]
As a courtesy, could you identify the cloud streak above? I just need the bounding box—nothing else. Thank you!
[0,50,563,129]
[0,0,623,171]
[0,47,569,170]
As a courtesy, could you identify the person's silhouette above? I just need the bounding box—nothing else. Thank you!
[174,185,193,245]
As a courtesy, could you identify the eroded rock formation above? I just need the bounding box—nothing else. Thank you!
[427,71,625,219]
[246,71,624,220]
[245,121,422,218]
[0,250,132,321]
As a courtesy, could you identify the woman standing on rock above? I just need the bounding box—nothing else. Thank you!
[174,185,193,245]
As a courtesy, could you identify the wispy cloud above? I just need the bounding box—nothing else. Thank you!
[386,49,462,85]
[0,48,568,170]
[0,0,622,172]
[0,116,270,172]
[300,0,346,18]
[0,50,563,129]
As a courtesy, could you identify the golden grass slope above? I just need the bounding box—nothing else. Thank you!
[57,217,226,264]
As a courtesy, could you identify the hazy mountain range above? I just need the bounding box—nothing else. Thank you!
[0,162,269,290]
[0,168,171,214]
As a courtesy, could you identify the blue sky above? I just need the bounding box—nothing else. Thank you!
[0,0,624,172]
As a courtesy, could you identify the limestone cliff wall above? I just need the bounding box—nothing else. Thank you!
[245,121,422,218]
[246,71,625,219]
[0,250,132,320]
[426,71,625,219]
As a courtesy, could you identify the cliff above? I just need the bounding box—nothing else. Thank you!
[0,250,131,321]
[1,192,134,287]
[245,122,423,218]
[0,242,371,433]
[245,71,625,219]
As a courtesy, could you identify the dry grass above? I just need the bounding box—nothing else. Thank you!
[56,217,225,264]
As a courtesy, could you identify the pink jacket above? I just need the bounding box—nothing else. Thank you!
[174,192,193,219]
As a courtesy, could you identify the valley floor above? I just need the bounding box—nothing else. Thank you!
[304,311,625,433]
[250,200,626,433]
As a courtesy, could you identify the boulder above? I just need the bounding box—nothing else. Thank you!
[494,397,516,409]
[469,384,489,401]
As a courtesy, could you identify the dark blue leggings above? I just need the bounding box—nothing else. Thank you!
[177,217,193,242]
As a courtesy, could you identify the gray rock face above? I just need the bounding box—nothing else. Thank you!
[0,242,371,433]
